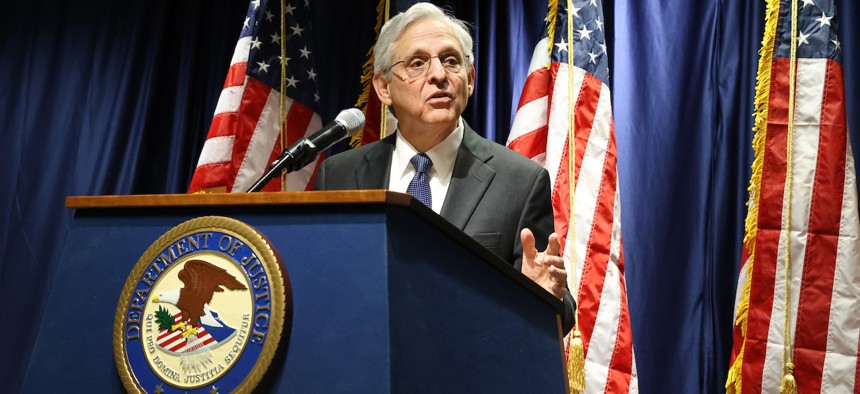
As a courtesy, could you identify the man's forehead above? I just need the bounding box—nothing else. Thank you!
[394,19,462,54]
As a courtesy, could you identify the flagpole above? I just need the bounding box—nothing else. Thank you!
[279,0,289,191]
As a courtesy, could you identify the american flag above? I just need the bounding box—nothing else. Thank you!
[156,312,217,354]
[189,0,323,193]
[726,0,860,393]
[507,1,638,392]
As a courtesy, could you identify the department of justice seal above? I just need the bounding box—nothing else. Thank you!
[114,216,291,393]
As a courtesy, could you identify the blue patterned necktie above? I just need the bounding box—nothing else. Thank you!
[406,153,433,208]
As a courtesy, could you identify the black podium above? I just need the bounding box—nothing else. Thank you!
[22,191,566,393]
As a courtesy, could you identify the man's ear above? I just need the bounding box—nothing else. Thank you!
[372,73,394,106]
[467,64,475,96]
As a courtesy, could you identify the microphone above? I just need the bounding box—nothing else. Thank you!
[247,108,365,192]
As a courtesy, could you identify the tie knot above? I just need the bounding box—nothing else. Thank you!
[410,153,433,174]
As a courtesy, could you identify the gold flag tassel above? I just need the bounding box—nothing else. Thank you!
[780,363,798,394]
[567,329,585,392]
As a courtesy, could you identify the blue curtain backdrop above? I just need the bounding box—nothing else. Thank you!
[1,0,858,393]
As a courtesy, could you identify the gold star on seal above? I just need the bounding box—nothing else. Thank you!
[209,385,219,394]
[153,384,164,394]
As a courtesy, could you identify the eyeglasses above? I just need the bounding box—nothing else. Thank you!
[385,51,469,78]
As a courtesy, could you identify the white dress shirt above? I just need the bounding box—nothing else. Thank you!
[388,119,464,214]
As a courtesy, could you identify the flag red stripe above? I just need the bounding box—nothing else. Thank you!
[358,84,383,145]
[189,159,232,191]
[226,78,272,191]
[792,60,847,393]
[286,101,315,147]
[224,62,247,88]
[507,126,549,159]
[208,111,240,139]
[517,67,553,108]
[578,124,617,353]
[742,58,792,393]
[554,142,572,240]
[306,152,325,190]
[553,72,601,248]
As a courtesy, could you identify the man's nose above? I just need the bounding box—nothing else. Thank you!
[426,57,448,82]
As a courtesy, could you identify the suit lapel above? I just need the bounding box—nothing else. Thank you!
[355,134,395,189]
[441,124,496,230]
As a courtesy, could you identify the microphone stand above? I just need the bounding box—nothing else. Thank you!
[246,140,314,193]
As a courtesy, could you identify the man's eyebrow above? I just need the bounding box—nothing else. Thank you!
[403,45,460,56]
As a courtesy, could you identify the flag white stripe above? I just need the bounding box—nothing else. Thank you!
[585,262,622,393]
[196,135,235,166]
[528,37,552,74]
[214,83,247,115]
[761,59,826,393]
[733,255,751,323]
[820,144,860,393]
[629,351,639,394]
[231,36,252,65]
[510,96,549,142]
[232,91,284,192]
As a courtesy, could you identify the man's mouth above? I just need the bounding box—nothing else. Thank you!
[427,91,453,104]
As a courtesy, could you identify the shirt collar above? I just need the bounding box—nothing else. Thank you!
[393,118,464,178]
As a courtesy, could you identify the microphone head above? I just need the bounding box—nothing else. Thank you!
[335,108,366,136]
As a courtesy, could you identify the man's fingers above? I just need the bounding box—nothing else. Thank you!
[548,264,567,282]
[541,254,565,270]
[545,232,561,257]
[521,228,537,261]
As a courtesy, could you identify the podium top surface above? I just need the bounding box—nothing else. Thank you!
[66,190,411,209]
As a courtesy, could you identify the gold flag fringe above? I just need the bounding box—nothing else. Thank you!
[350,0,387,148]
[546,0,559,69]
[725,0,780,392]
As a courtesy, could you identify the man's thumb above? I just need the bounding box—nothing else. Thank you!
[521,228,537,260]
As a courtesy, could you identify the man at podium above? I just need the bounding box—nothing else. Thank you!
[314,2,574,329]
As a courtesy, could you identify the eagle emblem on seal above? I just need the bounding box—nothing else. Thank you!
[152,259,247,371]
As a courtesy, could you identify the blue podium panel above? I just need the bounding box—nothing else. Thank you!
[22,193,564,393]
[385,210,564,393]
